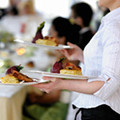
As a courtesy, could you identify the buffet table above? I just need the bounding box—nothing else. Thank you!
[0,86,27,120]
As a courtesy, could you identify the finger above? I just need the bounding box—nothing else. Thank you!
[42,76,54,80]
[60,49,70,58]
[42,76,57,82]
[32,83,48,88]
[59,49,67,54]
[42,76,62,82]
[59,49,64,54]
[32,83,51,93]
[56,50,60,52]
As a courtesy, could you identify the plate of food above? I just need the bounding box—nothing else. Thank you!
[0,65,48,86]
[15,22,71,50]
[29,58,96,80]
[29,71,89,79]
[14,39,71,50]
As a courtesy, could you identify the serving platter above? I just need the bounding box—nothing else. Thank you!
[14,39,71,50]
[0,72,48,86]
[29,70,97,80]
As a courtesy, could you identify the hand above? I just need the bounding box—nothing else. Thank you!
[32,76,64,93]
[60,42,84,63]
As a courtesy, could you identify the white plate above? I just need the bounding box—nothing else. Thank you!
[0,72,48,86]
[29,70,97,79]
[14,39,71,50]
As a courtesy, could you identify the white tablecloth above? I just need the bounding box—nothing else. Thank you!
[0,87,27,120]
[0,86,23,98]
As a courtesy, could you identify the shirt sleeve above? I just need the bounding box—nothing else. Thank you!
[89,22,120,100]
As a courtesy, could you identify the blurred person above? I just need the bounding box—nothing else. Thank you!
[0,5,18,20]
[16,0,43,37]
[8,0,20,15]
[70,2,94,50]
[33,0,120,120]
[18,0,35,15]
[49,16,80,46]
[0,0,43,38]
[0,9,8,19]
[8,5,19,15]
[9,0,21,6]
[49,16,81,66]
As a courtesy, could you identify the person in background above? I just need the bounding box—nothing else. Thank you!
[49,16,80,64]
[0,0,43,38]
[49,16,79,46]
[0,0,19,19]
[18,0,35,15]
[70,2,94,50]
[8,5,19,15]
[33,0,120,119]
[0,9,8,19]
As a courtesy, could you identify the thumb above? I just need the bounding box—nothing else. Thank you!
[67,42,76,48]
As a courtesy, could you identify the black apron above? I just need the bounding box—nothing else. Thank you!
[73,104,120,120]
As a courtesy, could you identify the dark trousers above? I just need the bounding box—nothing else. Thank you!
[74,105,120,120]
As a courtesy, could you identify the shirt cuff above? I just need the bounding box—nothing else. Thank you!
[88,74,110,83]
[92,73,120,100]
[88,73,111,100]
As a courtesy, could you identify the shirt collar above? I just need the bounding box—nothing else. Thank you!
[102,7,120,24]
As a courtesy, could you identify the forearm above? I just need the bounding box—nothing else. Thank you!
[60,79,104,94]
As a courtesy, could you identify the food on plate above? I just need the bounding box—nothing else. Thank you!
[32,21,45,43]
[6,65,23,74]
[60,63,82,75]
[1,65,33,84]
[51,58,65,73]
[32,22,58,46]
[11,70,33,82]
[35,36,58,46]
[51,58,82,75]
[1,75,19,84]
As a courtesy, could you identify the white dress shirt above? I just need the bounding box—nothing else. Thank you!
[73,7,120,114]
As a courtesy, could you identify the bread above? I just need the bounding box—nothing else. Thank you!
[1,75,19,84]
[35,36,58,46]
[60,69,82,75]
[36,39,57,46]
[60,62,82,76]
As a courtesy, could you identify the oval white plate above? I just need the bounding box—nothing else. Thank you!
[14,39,71,50]
[28,70,97,79]
[0,72,48,86]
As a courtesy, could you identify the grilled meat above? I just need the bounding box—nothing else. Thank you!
[11,70,33,82]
